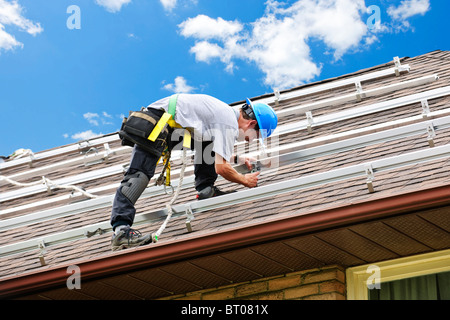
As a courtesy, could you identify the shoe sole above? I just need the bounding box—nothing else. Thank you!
[111,235,153,252]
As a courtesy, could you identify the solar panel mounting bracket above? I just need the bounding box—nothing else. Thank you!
[37,239,47,266]
[365,164,375,193]
[274,90,281,106]
[427,122,436,148]
[306,111,314,133]
[355,81,363,101]
[394,57,402,76]
[422,100,430,119]
[84,147,101,166]
[185,204,194,233]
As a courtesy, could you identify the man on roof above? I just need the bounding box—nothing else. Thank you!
[110,94,278,251]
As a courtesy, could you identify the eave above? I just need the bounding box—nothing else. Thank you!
[2,183,450,299]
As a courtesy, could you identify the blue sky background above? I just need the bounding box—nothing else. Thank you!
[0,0,448,156]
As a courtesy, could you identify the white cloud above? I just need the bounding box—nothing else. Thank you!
[163,76,196,93]
[83,112,100,126]
[160,0,198,12]
[189,41,223,63]
[0,0,43,52]
[388,0,430,21]
[83,111,115,126]
[179,0,369,89]
[179,15,243,40]
[95,0,131,13]
[387,0,430,31]
[0,24,20,50]
[68,111,115,141]
[160,0,177,11]
[71,130,103,141]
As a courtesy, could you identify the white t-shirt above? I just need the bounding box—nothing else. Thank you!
[147,94,240,162]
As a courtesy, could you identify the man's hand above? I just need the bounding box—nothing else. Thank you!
[243,156,257,171]
[244,172,260,188]
[216,154,260,188]
[235,155,258,171]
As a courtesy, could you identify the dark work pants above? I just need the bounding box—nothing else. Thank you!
[110,141,218,229]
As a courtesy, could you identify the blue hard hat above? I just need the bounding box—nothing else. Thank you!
[246,98,278,140]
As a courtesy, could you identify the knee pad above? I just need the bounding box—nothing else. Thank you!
[120,171,149,205]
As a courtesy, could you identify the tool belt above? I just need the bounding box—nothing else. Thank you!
[119,94,192,157]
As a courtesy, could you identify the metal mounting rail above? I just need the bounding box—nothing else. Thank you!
[0,134,120,170]
[0,146,130,187]
[0,162,128,203]
[252,58,410,106]
[0,59,410,171]
[1,140,450,258]
[3,84,449,204]
[3,112,450,225]
[274,85,450,138]
[276,74,439,118]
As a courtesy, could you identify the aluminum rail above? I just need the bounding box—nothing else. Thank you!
[0,162,128,203]
[0,145,131,187]
[3,83,449,205]
[276,74,439,118]
[277,84,450,136]
[0,134,120,170]
[252,58,410,105]
[0,71,427,179]
[0,60,410,171]
[3,101,450,218]
[2,136,450,258]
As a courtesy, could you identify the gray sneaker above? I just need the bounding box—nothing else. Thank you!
[111,227,151,251]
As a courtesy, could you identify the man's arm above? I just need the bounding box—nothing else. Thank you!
[215,154,259,188]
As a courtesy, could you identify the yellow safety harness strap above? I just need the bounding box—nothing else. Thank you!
[148,112,172,142]
[147,94,191,149]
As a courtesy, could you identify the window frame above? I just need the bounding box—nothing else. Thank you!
[346,249,450,300]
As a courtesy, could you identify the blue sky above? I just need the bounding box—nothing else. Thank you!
[0,0,448,156]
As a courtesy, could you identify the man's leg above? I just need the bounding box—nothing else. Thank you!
[194,141,236,200]
[194,141,218,192]
[110,145,159,250]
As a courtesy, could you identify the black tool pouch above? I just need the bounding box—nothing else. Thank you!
[119,108,171,157]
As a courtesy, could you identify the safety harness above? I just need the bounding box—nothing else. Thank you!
[150,94,192,194]
[146,94,192,243]
[148,94,192,148]
[118,94,192,242]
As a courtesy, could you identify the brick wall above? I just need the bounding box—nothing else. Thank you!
[159,265,346,300]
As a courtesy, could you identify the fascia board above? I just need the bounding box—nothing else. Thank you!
[3,183,450,300]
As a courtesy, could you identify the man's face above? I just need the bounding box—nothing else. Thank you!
[238,120,259,142]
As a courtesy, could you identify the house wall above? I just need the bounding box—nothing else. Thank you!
[158,265,346,300]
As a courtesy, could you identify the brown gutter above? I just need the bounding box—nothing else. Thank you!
[2,183,450,299]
